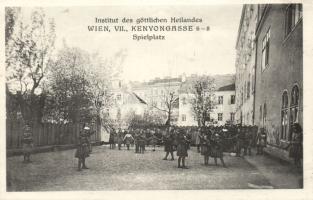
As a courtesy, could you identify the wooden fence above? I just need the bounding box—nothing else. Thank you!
[6,119,100,149]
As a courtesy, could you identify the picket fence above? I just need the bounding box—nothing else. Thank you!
[6,119,100,149]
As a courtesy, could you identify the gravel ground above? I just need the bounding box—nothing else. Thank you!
[7,145,272,191]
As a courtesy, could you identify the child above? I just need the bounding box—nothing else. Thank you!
[123,131,134,150]
[176,130,190,169]
[75,127,90,171]
[163,130,175,160]
[200,130,211,166]
[21,125,34,163]
[210,133,226,167]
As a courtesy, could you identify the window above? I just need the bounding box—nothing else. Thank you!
[281,91,288,140]
[289,85,299,141]
[205,113,211,122]
[285,4,302,36]
[117,94,121,101]
[218,113,223,121]
[261,28,270,71]
[182,114,186,122]
[230,113,235,121]
[218,96,223,104]
[231,95,236,104]
[182,97,187,105]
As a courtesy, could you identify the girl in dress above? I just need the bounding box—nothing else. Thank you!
[200,130,211,166]
[176,130,190,169]
[22,125,34,163]
[75,127,90,171]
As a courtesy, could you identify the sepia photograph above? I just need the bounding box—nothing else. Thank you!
[2,1,310,196]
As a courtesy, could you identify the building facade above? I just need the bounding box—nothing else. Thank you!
[130,77,181,125]
[107,79,148,128]
[178,84,236,126]
[253,4,303,160]
[235,4,258,125]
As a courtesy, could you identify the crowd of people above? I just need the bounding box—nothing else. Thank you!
[21,123,303,171]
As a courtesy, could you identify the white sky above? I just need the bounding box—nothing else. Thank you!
[21,5,242,82]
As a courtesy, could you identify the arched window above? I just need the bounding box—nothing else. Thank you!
[289,85,300,141]
[281,91,288,140]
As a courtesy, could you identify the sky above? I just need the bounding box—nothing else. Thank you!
[21,5,242,82]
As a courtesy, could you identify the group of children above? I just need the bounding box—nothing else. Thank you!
[106,125,267,169]
[20,123,302,171]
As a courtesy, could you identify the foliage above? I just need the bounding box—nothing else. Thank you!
[5,8,56,124]
[188,76,216,127]
[125,109,166,128]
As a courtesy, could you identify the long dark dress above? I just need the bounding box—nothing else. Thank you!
[177,135,188,157]
[164,135,174,152]
[210,135,223,158]
[200,135,211,156]
[75,134,90,159]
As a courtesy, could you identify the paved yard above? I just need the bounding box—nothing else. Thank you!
[7,145,277,191]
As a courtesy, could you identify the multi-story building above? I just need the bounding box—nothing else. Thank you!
[178,83,236,126]
[253,4,302,160]
[235,4,258,125]
[107,79,148,128]
[108,74,235,128]
[130,77,181,125]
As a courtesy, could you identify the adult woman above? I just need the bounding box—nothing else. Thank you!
[289,123,303,168]
[256,128,267,155]
[75,127,90,171]
[176,130,190,169]
[22,125,34,163]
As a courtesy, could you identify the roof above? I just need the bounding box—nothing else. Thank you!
[218,83,235,91]
[147,77,182,85]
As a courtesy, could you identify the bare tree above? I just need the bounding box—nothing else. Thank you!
[150,82,179,126]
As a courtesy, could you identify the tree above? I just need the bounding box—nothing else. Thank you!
[188,76,216,127]
[44,46,93,123]
[44,44,126,125]
[6,8,56,124]
[150,82,179,126]
[125,109,165,128]
[87,49,127,127]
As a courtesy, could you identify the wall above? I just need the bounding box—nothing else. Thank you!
[177,90,236,126]
[254,5,303,150]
